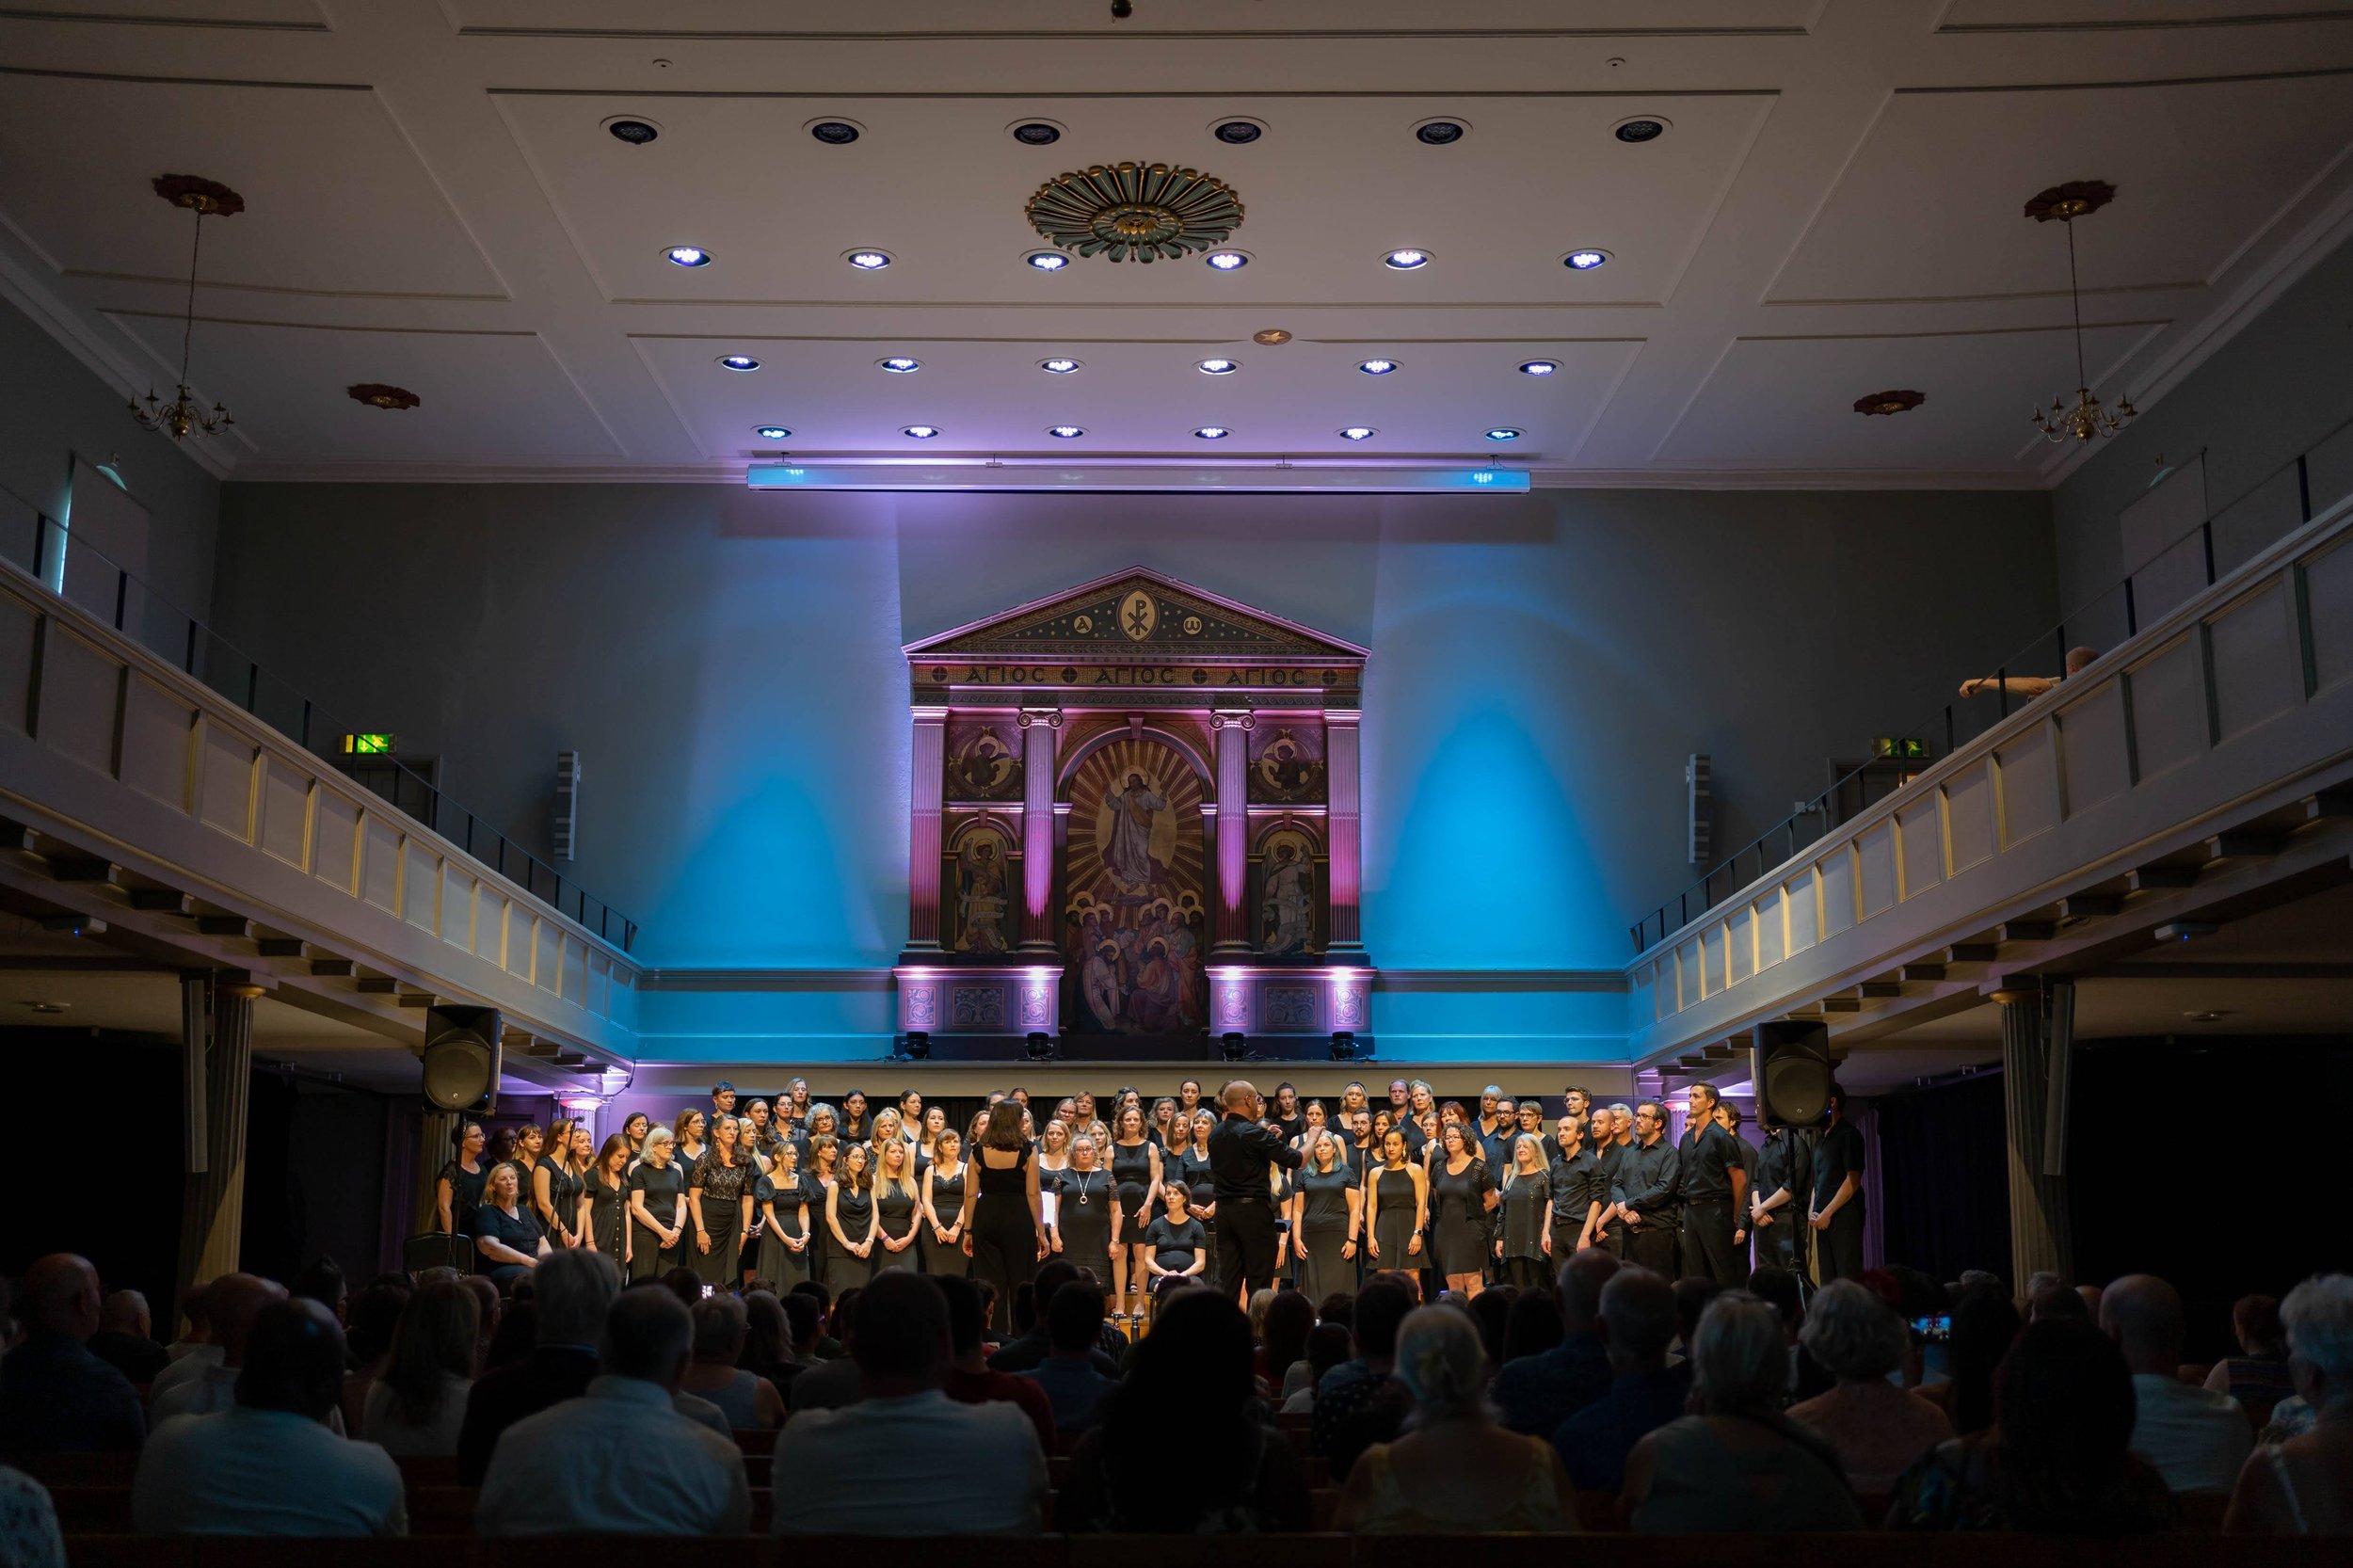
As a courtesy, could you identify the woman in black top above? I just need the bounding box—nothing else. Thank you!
[1290,1130,1362,1305]
[472,1160,552,1290]
[839,1090,872,1144]
[825,1142,878,1291]
[961,1101,1047,1333]
[1429,1121,1498,1298]
[625,1128,687,1280]
[584,1132,631,1269]
[1142,1184,1208,1296]
[688,1113,756,1285]
[435,1121,488,1238]
[1149,1097,1179,1150]
[872,1136,922,1273]
[752,1138,813,1289]
[1495,1134,1553,1289]
[620,1112,649,1168]
[1108,1104,1162,1325]
[533,1118,584,1250]
[804,1130,840,1285]
[1052,1131,1119,1289]
[1364,1128,1429,1275]
[1184,1110,1221,1293]
[920,1128,968,1276]
[1270,1082,1305,1145]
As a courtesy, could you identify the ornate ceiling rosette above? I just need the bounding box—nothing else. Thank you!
[1024,161,1243,264]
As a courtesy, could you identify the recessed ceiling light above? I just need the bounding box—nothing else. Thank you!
[1196,358,1240,375]
[1038,358,1082,375]
[1357,359,1399,376]
[1337,426,1376,440]
[1213,119,1264,144]
[664,246,712,267]
[1613,117,1668,144]
[1193,426,1231,440]
[1562,248,1610,270]
[877,357,921,374]
[1024,250,1071,272]
[22,1000,69,1016]
[808,120,862,145]
[1204,250,1250,271]
[844,249,893,271]
[902,424,940,439]
[1518,359,1560,376]
[1011,121,1063,145]
[1382,248,1432,270]
[1414,120,1467,145]
[753,425,792,440]
[605,118,661,146]
[1047,424,1085,439]
[1484,427,1524,441]
[717,355,760,372]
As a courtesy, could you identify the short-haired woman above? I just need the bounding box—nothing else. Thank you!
[824,1141,878,1291]
[961,1100,1047,1333]
[1787,1280,1953,1492]
[625,1127,687,1281]
[471,1161,552,1291]
[920,1128,969,1276]
[1053,1131,1119,1290]
[362,1278,478,1456]
[1429,1121,1497,1299]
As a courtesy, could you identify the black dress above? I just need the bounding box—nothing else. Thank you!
[1294,1165,1355,1304]
[874,1178,921,1273]
[1430,1158,1494,1275]
[753,1171,811,1289]
[1056,1167,1115,1287]
[689,1151,754,1285]
[923,1164,968,1276]
[536,1157,584,1247]
[625,1160,685,1281]
[1497,1169,1551,1288]
[1142,1215,1206,1294]
[439,1159,488,1239]
[471,1202,544,1290]
[1109,1140,1156,1240]
[584,1170,628,1267]
[825,1183,875,1292]
[1177,1147,1217,1290]
[970,1145,1038,1333]
[1369,1165,1419,1272]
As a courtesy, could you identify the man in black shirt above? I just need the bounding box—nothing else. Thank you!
[1617,1101,1682,1277]
[1808,1084,1866,1282]
[1206,1080,1303,1302]
[1677,1084,1748,1288]
[1590,1104,1632,1257]
[1750,1118,1806,1277]
[1546,1115,1607,1257]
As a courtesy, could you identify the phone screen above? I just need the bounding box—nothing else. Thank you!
[700,1283,714,1299]
[1910,1313,1952,1343]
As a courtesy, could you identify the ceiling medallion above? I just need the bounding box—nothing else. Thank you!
[2025,180,2135,443]
[1024,161,1243,264]
[348,384,421,411]
[1853,389,1925,417]
[128,175,244,441]
[1252,328,1291,345]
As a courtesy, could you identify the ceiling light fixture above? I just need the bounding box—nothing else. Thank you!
[1484,426,1524,441]
[1193,426,1231,440]
[1337,426,1376,440]
[1011,121,1064,146]
[1204,249,1250,270]
[1024,250,1071,272]
[1212,120,1264,144]
[717,355,760,372]
[127,175,241,442]
[876,357,921,374]
[1518,360,1560,376]
[754,425,792,440]
[1196,358,1239,375]
[1025,160,1245,264]
[605,118,661,145]
[1357,359,1398,376]
[1613,118,1669,144]
[1253,328,1291,345]
[1562,249,1609,270]
[1414,120,1467,145]
[902,424,941,439]
[1854,389,1926,417]
[1048,424,1086,439]
[664,246,712,267]
[1039,358,1082,374]
[845,249,893,270]
[1382,248,1431,270]
[347,384,421,411]
[808,120,862,145]
[2026,181,2136,443]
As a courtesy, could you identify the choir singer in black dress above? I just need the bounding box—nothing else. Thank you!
[1205,1080,1301,1304]
[961,1101,1047,1332]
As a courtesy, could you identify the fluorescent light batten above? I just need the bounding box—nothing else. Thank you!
[747,463,1529,493]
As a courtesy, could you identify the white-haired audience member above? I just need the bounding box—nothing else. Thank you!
[1788,1280,1954,1491]
[151,1274,297,1426]
[1336,1304,1577,1533]
[0,1464,65,1568]
[1624,1292,1863,1532]
[2226,1272,2353,1534]
[2102,1272,2252,1495]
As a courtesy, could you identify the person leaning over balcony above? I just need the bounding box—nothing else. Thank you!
[1960,645,2098,700]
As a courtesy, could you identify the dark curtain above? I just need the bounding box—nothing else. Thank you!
[1875,1070,2010,1288]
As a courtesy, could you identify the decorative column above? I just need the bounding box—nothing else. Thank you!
[1994,980,2074,1287]
[907,706,948,950]
[1210,709,1254,953]
[177,971,262,1297]
[1325,712,1364,953]
[1016,709,1062,951]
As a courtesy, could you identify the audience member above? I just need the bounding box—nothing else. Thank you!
[679,1294,784,1430]
[1310,1276,1417,1481]
[771,1272,1047,1534]
[2204,1292,2294,1431]
[739,1289,808,1403]
[2029,1282,2091,1323]
[455,1248,619,1484]
[162,1284,215,1367]
[1552,1266,1685,1494]
[1467,1287,1515,1370]
[151,1273,286,1425]
[788,1282,870,1413]
[2103,1272,2253,1494]
[2226,1272,2353,1534]
[1492,1250,1618,1435]
[1625,1293,1863,1532]
[132,1300,405,1536]
[1283,1322,1353,1414]
[476,1286,750,1535]
[936,1275,1055,1448]
[1061,1288,1308,1533]
[1338,1304,1577,1532]
[1890,1318,2173,1534]
[1668,1275,1721,1384]
[292,1256,347,1324]
[341,1280,411,1436]
[0,1254,145,1458]
[987,1261,1121,1376]
[1501,1286,1566,1364]
[1259,1288,1315,1400]
[1788,1280,1954,1492]
[361,1278,477,1456]
[0,1464,65,1568]
[1918,1285,2020,1435]
[1017,1280,1119,1436]
[481,1297,536,1374]
[87,1290,168,1385]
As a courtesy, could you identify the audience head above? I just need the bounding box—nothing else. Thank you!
[2099,1272,2185,1375]
[779,1290,822,1356]
[659,1267,702,1310]
[1558,1248,1620,1335]
[691,1292,749,1366]
[1672,1274,1722,1350]
[847,1271,952,1388]
[2028,1282,2089,1322]
[2064,645,2099,675]
[293,1256,347,1321]
[1467,1287,1513,1368]
[1394,1304,1491,1423]
[345,1281,410,1366]
[235,1299,348,1420]
[601,1285,695,1390]
[22,1254,104,1340]
[1046,1279,1106,1357]
[174,1281,213,1343]
[210,1272,286,1364]
[1689,1292,1789,1414]
[938,1274,987,1359]
[535,1247,622,1347]
[1597,1266,1678,1370]
[740,1290,788,1368]
[1503,1288,1565,1361]
[1801,1279,1908,1384]
[2025,1269,2063,1300]
[460,1273,500,1337]
[1746,1267,1802,1338]
[2281,1273,2353,1414]
[383,1279,479,1418]
[2232,1292,2286,1360]
[1262,1288,1314,1378]
[99,1288,149,1338]
[1993,1319,2138,1511]
[1353,1277,1417,1366]
[1305,1321,1352,1384]
[1317,1292,1354,1331]
[1948,1285,2025,1435]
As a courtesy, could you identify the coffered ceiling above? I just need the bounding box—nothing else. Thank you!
[2,0,2350,485]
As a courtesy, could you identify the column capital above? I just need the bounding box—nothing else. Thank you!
[1016,708,1064,729]
[1210,708,1256,732]
[911,705,951,723]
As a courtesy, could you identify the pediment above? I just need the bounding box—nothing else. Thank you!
[904,568,1367,664]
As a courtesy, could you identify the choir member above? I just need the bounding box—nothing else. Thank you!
[839,1090,872,1143]
[1176,1079,1204,1121]
[487,1127,519,1170]
[673,1109,708,1173]
[744,1097,777,1162]
[752,1136,813,1290]
[1071,1091,1099,1128]
[1547,1114,1605,1260]
[872,1135,922,1273]
[435,1121,487,1237]
[1364,1127,1429,1276]
[1514,1098,1547,1154]
[897,1089,924,1138]
[688,1113,755,1286]
[1270,1082,1304,1144]
[1496,1134,1552,1288]
[963,1101,1047,1333]
[805,1131,840,1284]
[1340,1080,1371,1119]
[921,1128,968,1276]
[584,1132,631,1270]
[1150,1097,1179,1149]
[1291,1129,1362,1304]
[511,1124,546,1179]
[802,1102,840,1166]
[1038,1117,1073,1195]
[1592,1104,1635,1256]
[472,1160,552,1290]
[1053,1131,1118,1289]
[620,1112,649,1165]
[1186,1109,1221,1290]
[1269,1144,1300,1292]
[1346,1109,1376,1184]
[625,1127,687,1281]
[918,1106,948,1169]
[1430,1121,1498,1298]
[824,1142,878,1291]
[1142,1183,1208,1295]
[1292,1099,1329,1157]
[869,1107,904,1166]
[1109,1104,1161,1323]
[708,1080,738,1135]
[532,1119,585,1250]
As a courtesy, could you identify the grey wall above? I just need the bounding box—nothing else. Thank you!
[212,481,2055,972]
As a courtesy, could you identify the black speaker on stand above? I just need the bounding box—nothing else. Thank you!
[1751,1019,1833,1128]
[423,1003,504,1113]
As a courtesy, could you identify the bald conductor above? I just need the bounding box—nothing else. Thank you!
[1207,1080,1303,1302]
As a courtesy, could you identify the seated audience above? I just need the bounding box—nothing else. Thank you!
[132,1300,406,1536]
[2103,1272,2253,1494]
[1338,1304,1578,1532]
[1668,1275,1721,1385]
[88,1290,168,1385]
[771,1272,1048,1534]
[2205,1292,2294,1432]
[1017,1280,1120,1436]
[739,1289,808,1403]
[292,1257,347,1325]
[1890,1318,2173,1534]
[341,1280,411,1436]
[1501,1286,1566,1364]
[1491,1250,1618,1435]
[1552,1266,1685,1495]
[1259,1288,1315,1400]
[476,1287,750,1536]
[1310,1276,1417,1481]
[1788,1280,1955,1492]
[0,1464,65,1568]
[455,1248,619,1483]
[2225,1272,2352,1534]
[2030,1282,2091,1323]
[988,1261,1121,1376]
[0,1255,144,1458]
[163,1284,215,1366]
[789,1285,868,1413]
[937,1275,1055,1448]
[360,1278,477,1456]
[1918,1285,2021,1435]
[1281,1322,1353,1414]
[1624,1292,1863,1532]
[152,1273,289,1425]
[679,1294,785,1430]
[1061,1288,1308,1533]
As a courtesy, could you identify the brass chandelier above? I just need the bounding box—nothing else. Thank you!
[128,174,242,441]
[1025,161,1243,264]
[2026,180,2134,444]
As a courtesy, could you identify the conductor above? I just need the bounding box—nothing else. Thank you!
[1207,1080,1303,1301]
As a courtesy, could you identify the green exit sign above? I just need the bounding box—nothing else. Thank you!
[1871,736,1929,760]
[343,732,397,755]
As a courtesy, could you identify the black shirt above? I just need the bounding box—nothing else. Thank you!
[1620,1135,1683,1225]
[1548,1147,1607,1226]
[1207,1111,1301,1202]
[1144,1216,1207,1272]
[1753,1129,1803,1211]
[472,1201,545,1260]
[1812,1119,1865,1214]
[1679,1120,1740,1205]
[1591,1141,1630,1229]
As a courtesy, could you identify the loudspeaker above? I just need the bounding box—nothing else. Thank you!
[404,1232,474,1274]
[1751,1020,1833,1128]
[422,1003,503,1112]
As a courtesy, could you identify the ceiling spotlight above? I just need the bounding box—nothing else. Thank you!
[1357,359,1399,376]
[664,246,712,267]
[902,424,941,439]
[1213,120,1263,144]
[1205,250,1250,271]
[1518,359,1560,376]
[1193,425,1231,440]
[1483,426,1524,441]
[605,118,661,145]
[844,249,893,270]
[1415,120,1466,145]
[1337,426,1376,440]
[717,355,760,372]
[753,425,792,440]
[1563,249,1610,270]
[1011,121,1063,145]
[1613,117,1668,144]
[809,120,862,145]
[1024,250,1072,272]
[876,357,921,374]
[1039,358,1082,375]
[1382,248,1432,270]
[1196,358,1240,375]
[1047,424,1085,439]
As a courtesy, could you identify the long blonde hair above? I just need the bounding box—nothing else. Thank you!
[875,1136,918,1201]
